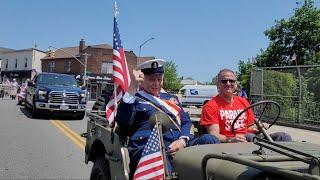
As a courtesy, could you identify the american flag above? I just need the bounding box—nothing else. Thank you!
[2,75,11,87]
[105,2,131,124]
[133,125,165,180]
[20,82,27,92]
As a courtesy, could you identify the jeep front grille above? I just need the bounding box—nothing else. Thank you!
[49,91,79,104]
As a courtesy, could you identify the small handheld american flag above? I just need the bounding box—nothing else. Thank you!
[133,125,165,180]
[20,82,27,92]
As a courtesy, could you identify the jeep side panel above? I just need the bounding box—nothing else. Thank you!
[85,113,127,180]
[174,142,320,179]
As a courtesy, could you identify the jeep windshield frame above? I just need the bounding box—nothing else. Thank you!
[37,74,78,87]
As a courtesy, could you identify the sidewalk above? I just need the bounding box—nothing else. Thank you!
[268,125,320,145]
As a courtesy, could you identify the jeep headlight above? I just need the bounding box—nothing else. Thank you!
[80,92,86,102]
[38,90,47,100]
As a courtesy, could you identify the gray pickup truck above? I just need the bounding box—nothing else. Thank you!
[83,96,320,180]
[25,72,86,119]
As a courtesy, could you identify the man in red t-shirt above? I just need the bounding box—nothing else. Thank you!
[200,69,292,143]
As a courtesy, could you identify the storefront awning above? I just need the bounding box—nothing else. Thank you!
[1,70,32,79]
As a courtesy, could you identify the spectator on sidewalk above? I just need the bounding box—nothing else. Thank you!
[236,84,248,99]
[10,79,19,100]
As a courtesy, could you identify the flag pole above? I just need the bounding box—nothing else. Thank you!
[155,115,170,179]
[112,1,119,127]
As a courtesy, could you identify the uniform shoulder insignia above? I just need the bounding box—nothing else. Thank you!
[190,124,195,135]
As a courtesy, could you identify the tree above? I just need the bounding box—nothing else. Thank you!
[163,60,182,93]
[256,0,320,67]
[262,70,299,121]
[236,0,320,123]
[237,59,255,94]
[210,76,217,85]
[237,0,320,95]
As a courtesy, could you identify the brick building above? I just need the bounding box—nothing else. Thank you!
[41,39,153,100]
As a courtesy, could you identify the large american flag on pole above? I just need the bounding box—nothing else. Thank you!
[105,2,131,124]
[133,125,165,180]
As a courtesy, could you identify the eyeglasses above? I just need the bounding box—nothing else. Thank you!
[220,79,236,84]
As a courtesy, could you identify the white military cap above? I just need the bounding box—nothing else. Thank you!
[137,59,166,75]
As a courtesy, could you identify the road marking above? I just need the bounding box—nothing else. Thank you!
[50,120,85,151]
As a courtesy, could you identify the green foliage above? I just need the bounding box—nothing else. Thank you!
[256,0,320,67]
[260,69,318,122]
[163,60,182,93]
[305,67,320,101]
[262,70,298,121]
[211,76,217,85]
[238,0,320,123]
[263,70,296,96]
[237,60,255,95]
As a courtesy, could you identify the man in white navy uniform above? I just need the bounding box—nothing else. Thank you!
[115,59,219,176]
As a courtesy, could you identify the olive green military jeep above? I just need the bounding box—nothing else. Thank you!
[82,93,320,180]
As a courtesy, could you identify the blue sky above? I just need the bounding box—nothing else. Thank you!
[1,0,320,83]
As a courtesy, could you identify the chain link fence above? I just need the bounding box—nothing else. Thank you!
[250,65,320,125]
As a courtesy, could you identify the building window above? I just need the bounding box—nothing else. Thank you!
[101,62,113,74]
[15,59,18,68]
[65,61,72,72]
[48,61,55,72]
[25,58,28,68]
[5,60,8,69]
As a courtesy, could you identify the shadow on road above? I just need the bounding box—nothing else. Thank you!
[20,106,33,119]
[19,107,84,121]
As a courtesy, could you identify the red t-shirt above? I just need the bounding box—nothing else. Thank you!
[200,96,255,137]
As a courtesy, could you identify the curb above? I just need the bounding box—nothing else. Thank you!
[277,121,320,132]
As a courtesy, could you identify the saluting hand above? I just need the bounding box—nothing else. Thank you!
[132,69,144,84]
[129,69,144,93]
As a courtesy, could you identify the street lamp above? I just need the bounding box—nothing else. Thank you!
[48,46,89,87]
[138,37,155,57]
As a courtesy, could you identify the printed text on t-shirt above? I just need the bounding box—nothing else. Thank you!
[220,109,246,131]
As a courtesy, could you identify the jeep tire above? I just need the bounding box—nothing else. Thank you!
[90,156,111,180]
[75,112,85,120]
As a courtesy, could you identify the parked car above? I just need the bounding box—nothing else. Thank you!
[25,72,86,119]
[180,85,218,107]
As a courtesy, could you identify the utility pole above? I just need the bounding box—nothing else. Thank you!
[48,46,90,88]
[82,53,89,87]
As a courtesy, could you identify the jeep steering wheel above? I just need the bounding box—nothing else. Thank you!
[231,100,280,142]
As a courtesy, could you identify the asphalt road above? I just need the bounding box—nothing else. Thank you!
[0,97,92,179]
